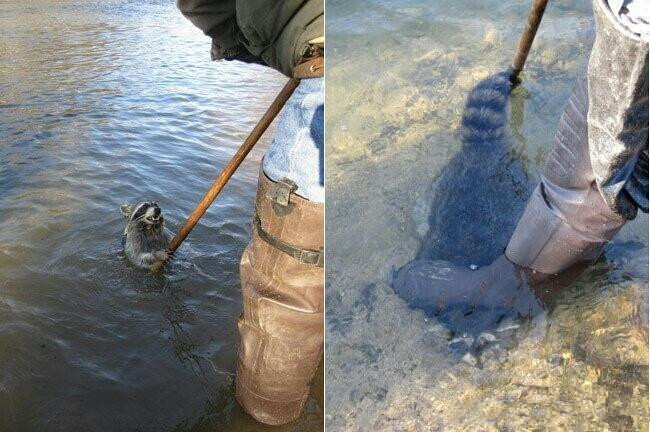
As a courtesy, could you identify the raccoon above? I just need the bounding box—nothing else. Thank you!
[394,72,533,335]
[420,71,532,267]
[120,201,171,270]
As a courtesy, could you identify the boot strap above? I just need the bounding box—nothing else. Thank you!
[254,210,323,267]
[266,178,298,207]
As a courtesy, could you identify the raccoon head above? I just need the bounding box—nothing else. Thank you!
[120,201,164,232]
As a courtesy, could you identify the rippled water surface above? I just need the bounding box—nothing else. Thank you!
[0,1,321,430]
[326,0,648,430]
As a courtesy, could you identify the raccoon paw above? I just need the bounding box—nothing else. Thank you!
[154,250,170,262]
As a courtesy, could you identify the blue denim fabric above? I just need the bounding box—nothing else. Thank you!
[263,77,324,203]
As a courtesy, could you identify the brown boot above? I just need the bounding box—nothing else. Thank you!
[235,168,323,425]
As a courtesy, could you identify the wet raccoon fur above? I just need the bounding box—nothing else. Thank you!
[420,71,532,266]
[120,201,171,270]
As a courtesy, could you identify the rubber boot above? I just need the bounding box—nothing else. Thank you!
[235,168,323,425]
[506,0,648,271]
[394,0,648,325]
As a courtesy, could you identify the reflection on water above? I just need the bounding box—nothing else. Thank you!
[0,1,321,430]
[326,0,648,430]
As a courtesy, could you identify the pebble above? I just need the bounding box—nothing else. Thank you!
[461,352,478,367]
[496,319,520,333]
[549,354,565,367]
[478,332,497,343]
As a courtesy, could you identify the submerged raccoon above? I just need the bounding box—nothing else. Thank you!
[120,201,171,270]
[420,71,531,266]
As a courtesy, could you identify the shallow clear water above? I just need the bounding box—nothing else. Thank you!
[0,1,321,430]
[326,0,648,430]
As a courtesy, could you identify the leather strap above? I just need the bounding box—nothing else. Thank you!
[293,56,323,79]
[254,210,323,267]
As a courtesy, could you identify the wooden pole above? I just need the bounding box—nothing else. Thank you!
[167,78,300,253]
[510,0,549,80]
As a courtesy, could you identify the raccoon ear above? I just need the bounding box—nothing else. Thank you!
[120,204,132,218]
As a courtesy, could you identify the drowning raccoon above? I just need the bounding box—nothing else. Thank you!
[120,201,171,270]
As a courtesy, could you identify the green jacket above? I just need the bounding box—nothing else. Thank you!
[177,0,323,77]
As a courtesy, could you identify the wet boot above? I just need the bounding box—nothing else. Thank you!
[394,0,648,326]
[394,255,589,325]
[235,168,323,425]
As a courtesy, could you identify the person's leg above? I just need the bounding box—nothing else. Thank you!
[394,0,648,320]
[236,77,324,425]
[262,78,324,203]
[507,0,648,271]
[586,0,649,218]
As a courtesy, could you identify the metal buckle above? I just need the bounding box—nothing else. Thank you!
[297,248,323,266]
[266,178,298,207]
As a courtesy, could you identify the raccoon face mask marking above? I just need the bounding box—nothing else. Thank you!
[121,202,164,229]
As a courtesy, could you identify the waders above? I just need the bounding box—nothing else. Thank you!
[161,49,324,426]
[234,52,324,425]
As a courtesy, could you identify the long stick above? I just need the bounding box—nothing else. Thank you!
[510,0,549,80]
[167,78,300,253]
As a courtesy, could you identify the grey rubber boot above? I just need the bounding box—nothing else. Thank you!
[504,77,626,274]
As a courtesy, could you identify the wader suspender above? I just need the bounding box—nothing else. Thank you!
[253,211,324,267]
[293,42,324,79]
[256,178,323,267]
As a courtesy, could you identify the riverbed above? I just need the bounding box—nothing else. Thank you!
[325,0,648,430]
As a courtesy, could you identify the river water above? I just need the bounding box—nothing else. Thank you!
[0,1,321,431]
[326,0,648,430]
